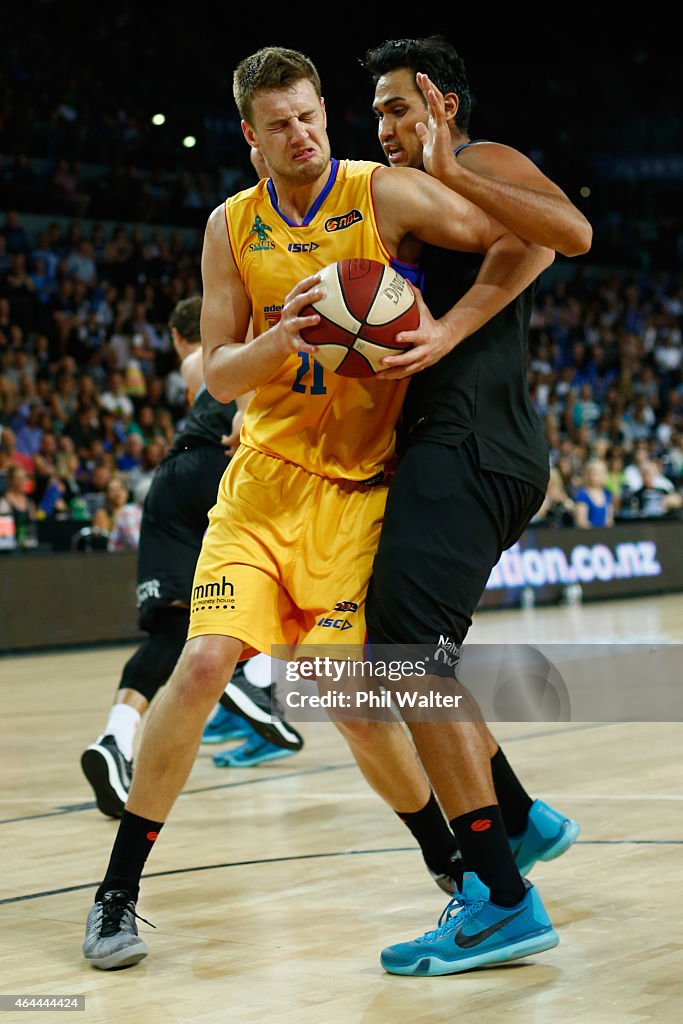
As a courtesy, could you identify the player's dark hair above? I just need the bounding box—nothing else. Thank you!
[233,47,322,123]
[362,35,471,133]
[168,295,202,343]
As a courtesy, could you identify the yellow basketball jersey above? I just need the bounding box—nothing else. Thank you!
[225,159,409,481]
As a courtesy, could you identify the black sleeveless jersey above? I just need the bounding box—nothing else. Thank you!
[402,145,549,493]
[170,383,237,454]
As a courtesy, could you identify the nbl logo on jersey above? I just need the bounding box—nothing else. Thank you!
[324,209,363,232]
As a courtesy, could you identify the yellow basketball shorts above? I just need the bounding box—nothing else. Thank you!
[187,445,388,660]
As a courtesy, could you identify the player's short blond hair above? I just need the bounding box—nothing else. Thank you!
[233,47,322,123]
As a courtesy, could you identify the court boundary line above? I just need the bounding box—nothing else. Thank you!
[0,723,614,827]
[0,723,630,827]
[2,840,682,906]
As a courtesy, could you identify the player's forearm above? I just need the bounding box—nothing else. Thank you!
[438,235,554,345]
[204,329,290,403]
[441,165,592,257]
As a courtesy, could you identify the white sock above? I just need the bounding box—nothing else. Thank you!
[243,653,274,688]
[100,704,141,761]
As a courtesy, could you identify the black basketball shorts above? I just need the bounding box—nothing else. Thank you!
[365,435,544,655]
[136,445,229,631]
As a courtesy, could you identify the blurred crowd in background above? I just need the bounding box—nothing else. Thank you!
[1,206,680,554]
[1,9,682,553]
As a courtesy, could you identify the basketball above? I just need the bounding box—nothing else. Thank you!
[299,258,419,377]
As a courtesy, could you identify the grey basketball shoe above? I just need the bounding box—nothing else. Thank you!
[83,890,151,969]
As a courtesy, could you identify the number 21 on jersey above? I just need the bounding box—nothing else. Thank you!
[292,352,327,395]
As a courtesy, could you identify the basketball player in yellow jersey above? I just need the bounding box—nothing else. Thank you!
[82,45,553,970]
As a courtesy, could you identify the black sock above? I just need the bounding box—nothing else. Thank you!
[491,747,533,837]
[397,792,462,882]
[95,810,164,902]
[449,804,525,907]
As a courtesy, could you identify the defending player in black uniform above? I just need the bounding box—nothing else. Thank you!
[355,36,591,975]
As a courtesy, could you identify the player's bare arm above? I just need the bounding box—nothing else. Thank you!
[201,204,323,403]
[372,166,554,377]
[179,347,203,400]
[415,72,592,257]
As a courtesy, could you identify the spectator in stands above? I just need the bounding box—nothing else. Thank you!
[54,439,83,503]
[555,443,583,497]
[530,466,575,529]
[127,403,156,445]
[78,462,110,518]
[65,310,108,370]
[98,409,127,455]
[92,472,141,551]
[4,252,38,329]
[153,406,175,448]
[64,240,98,287]
[28,257,55,315]
[32,430,60,499]
[99,370,135,421]
[64,400,101,460]
[35,457,71,519]
[127,438,164,505]
[0,210,31,255]
[566,381,602,439]
[572,458,614,528]
[631,461,683,518]
[604,447,627,514]
[0,424,34,476]
[13,404,44,459]
[49,277,80,354]
[663,432,683,484]
[50,158,91,217]
[0,360,17,422]
[31,231,60,284]
[0,465,38,543]
[116,431,144,475]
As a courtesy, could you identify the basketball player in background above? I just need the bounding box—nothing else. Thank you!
[80,278,303,819]
[82,45,556,971]
[344,36,591,975]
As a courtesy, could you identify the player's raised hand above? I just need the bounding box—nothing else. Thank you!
[415,72,458,181]
[278,272,322,355]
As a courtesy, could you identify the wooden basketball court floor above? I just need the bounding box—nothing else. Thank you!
[1,593,682,1023]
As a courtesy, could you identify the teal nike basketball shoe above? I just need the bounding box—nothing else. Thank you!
[510,800,580,876]
[380,872,559,976]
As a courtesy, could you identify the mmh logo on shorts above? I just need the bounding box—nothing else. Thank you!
[192,576,235,608]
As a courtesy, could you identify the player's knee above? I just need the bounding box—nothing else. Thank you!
[333,717,385,747]
[170,638,237,709]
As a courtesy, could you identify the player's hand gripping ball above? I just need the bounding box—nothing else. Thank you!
[299,258,419,377]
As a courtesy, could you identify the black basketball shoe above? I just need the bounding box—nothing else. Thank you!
[81,734,132,818]
[220,665,304,751]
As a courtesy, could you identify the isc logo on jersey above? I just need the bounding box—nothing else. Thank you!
[288,242,320,254]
